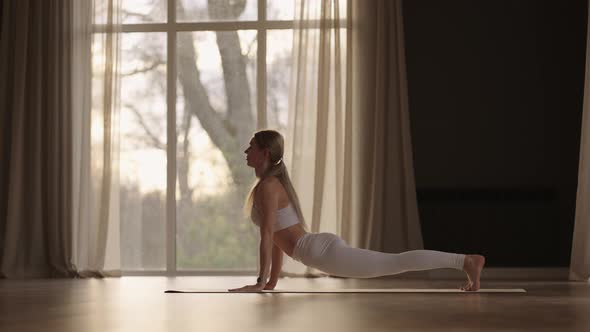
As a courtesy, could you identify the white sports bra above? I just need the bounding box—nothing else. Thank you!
[251,202,300,232]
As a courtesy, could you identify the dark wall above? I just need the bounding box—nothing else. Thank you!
[403,0,587,267]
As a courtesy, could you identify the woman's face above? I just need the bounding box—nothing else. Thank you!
[244,138,268,168]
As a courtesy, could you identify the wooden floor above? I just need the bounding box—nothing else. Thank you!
[1,276,589,331]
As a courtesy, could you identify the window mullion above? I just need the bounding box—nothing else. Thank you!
[166,0,178,275]
[257,0,267,129]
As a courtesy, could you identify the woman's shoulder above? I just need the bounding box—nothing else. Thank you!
[255,177,282,200]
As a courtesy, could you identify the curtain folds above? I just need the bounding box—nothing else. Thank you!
[283,0,351,276]
[283,0,423,276]
[0,0,77,277]
[0,0,122,278]
[71,0,122,277]
[354,0,423,254]
[569,2,590,282]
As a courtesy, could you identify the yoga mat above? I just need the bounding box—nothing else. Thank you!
[165,288,526,294]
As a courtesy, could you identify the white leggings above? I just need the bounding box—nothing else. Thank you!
[292,232,465,278]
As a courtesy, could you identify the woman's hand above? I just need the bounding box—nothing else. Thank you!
[263,279,277,290]
[228,283,266,292]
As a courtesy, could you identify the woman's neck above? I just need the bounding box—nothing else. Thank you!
[255,164,270,178]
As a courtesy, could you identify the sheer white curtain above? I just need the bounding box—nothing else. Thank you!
[71,0,122,277]
[283,0,352,276]
[569,3,590,282]
[283,0,422,276]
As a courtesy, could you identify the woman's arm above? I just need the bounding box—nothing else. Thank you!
[257,178,278,286]
[264,243,283,290]
[229,178,278,292]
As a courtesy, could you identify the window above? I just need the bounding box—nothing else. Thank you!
[109,0,295,273]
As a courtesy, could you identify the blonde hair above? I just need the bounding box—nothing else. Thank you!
[243,130,307,229]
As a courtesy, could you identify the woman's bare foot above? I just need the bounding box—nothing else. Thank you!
[461,255,485,291]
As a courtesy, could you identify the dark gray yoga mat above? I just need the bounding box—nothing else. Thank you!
[165,288,526,293]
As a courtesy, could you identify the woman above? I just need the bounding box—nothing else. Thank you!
[229,130,485,292]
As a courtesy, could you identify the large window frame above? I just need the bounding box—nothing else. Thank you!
[118,0,294,276]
